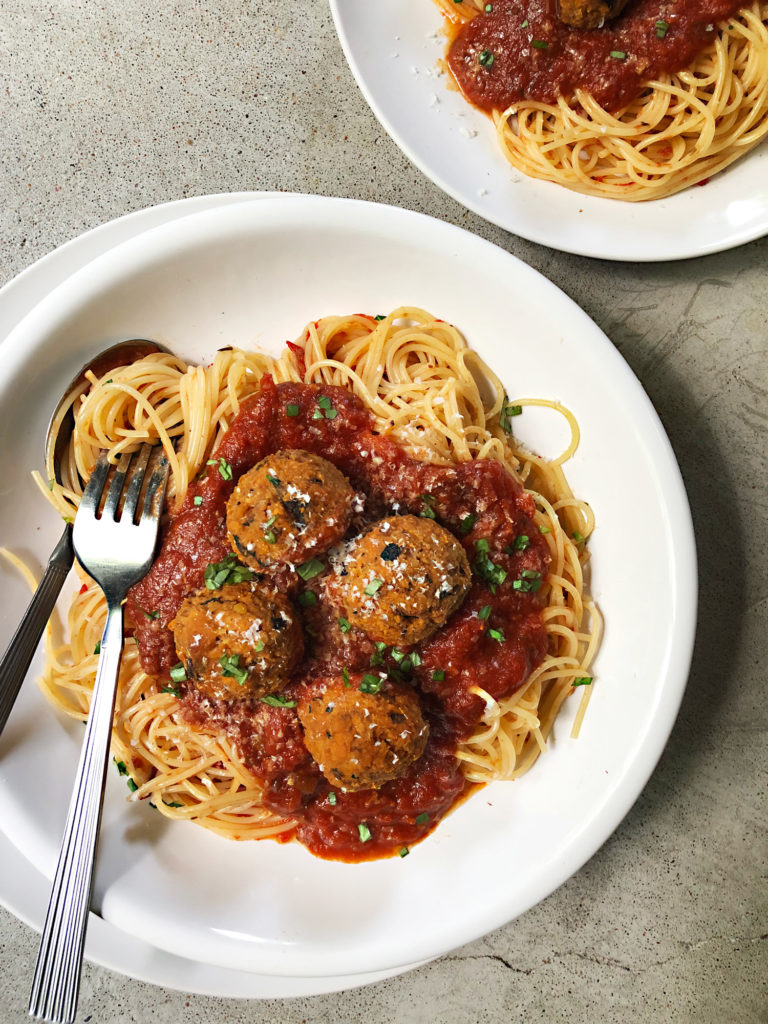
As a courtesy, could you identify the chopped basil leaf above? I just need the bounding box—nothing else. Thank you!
[460,513,477,534]
[419,494,437,520]
[399,846,410,857]
[298,590,318,607]
[380,542,402,561]
[93,641,101,655]
[261,694,298,707]
[317,395,332,410]
[488,627,506,643]
[297,557,324,581]
[338,616,352,633]
[410,651,422,667]
[478,605,491,621]
[286,403,300,417]
[220,653,248,686]
[114,759,128,776]
[521,18,529,26]
[432,669,445,682]
[415,812,429,825]
[328,791,337,805]
[358,823,372,842]
[364,578,384,597]
[655,18,669,37]
[325,408,338,420]
[477,49,495,67]
[359,674,382,694]
[573,676,593,687]
[610,49,627,59]
[193,495,203,506]
[312,408,324,420]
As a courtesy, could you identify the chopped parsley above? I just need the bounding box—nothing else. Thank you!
[204,553,255,590]
[460,513,477,534]
[474,538,507,593]
[261,694,298,707]
[298,590,318,607]
[610,49,627,59]
[144,609,160,620]
[499,399,523,433]
[328,791,337,805]
[380,542,402,561]
[521,18,529,26]
[419,494,437,520]
[285,402,300,417]
[573,676,593,687]
[266,472,281,487]
[512,535,530,551]
[254,640,265,653]
[512,569,542,593]
[415,812,429,825]
[410,651,422,667]
[478,605,492,621]
[220,653,248,686]
[297,557,325,581]
[359,674,383,694]
[531,39,548,49]
[432,669,445,682]
[358,823,372,842]
[338,616,352,633]
[206,456,233,481]
[193,495,203,506]
[399,846,410,857]
[477,49,495,67]
[364,578,384,597]
[488,627,506,644]
[315,395,338,420]
[655,18,669,37]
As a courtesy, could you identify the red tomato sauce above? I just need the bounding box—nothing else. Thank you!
[448,0,745,113]
[127,377,550,860]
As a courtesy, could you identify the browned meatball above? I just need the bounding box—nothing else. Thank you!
[297,675,429,791]
[336,515,470,646]
[558,0,630,29]
[226,449,354,570]
[170,583,303,700]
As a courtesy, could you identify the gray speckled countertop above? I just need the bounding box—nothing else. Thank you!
[0,2,766,1022]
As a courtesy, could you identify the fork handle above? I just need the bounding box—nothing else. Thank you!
[0,525,74,737]
[29,599,124,1024]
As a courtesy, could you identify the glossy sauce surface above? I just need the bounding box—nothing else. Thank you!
[448,0,744,112]
[128,376,550,859]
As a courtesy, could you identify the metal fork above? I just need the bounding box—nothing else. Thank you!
[28,443,169,1024]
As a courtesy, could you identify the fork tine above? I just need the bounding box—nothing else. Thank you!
[119,444,152,523]
[77,453,110,516]
[101,453,131,520]
[139,449,170,524]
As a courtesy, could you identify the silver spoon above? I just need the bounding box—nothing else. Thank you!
[0,339,168,737]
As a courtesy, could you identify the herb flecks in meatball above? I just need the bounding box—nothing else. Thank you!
[336,515,471,645]
[226,449,354,570]
[171,583,303,700]
[298,675,429,792]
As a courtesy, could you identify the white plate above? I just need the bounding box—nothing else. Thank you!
[329,0,768,261]
[0,193,697,979]
[0,192,419,997]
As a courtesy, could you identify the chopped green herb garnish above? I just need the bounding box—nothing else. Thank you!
[115,759,128,776]
[432,669,445,682]
[328,791,337,805]
[144,609,160,620]
[207,456,233,481]
[364,578,384,597]
[338,616,352,633]
[521,18,529,26]
[297,557,324,581]
[220,653,248,686]
[317,395,332,410]
[286,403,300,417]
[573,676,593,687]
[360,674,383,694]
[264,514,277,529]
[266,472,281,487]
[610,49,627,59]
[325,408,338,420]
[419,494,437,520]
[531,39,548,49]
[358,823,372,842]
[261,694,298,707]
[341,666,350,687]
[204,553,255,590]
[169,662,186,682]
[193,495,203,506]
[513,569,542,593]
[572,531,584,542]
[374,314,386,321]
[539,524,551,534]
[312,408,324,420]
[93,641,101,655]
[264,530,276,544]
[127,778,139,793]
[254,640,265,652]
[477,49,495,67]
[380,542,402,561]
[415,812,429,825]
[48,478,54,491]
[410,651,422,667]
[298,590,318,607]
[161,685,181,697]
[488,627,506,643]
[485,2,493,9]
[513,535,530,551]
[63,516,74,525]
[399,846,410,857]
[655,18,669,37]
[474,539,507,593]
[500,399,523,433]
[478,605,492,621]
[163,800,183,808]
[460,513,477,534]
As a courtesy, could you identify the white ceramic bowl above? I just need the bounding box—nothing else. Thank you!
[0,194,696,977]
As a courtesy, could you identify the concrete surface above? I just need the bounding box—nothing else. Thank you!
[0,1,766,1022]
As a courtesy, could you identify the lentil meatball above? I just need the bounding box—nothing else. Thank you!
[336,515,470,646]
[226,449,354,570]
[297,675,429,791]
[170,583,303,700]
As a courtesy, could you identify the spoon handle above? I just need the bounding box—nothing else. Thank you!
[0,524,74,737]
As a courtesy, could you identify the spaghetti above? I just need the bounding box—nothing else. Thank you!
[33,309,600,850]
[434,0,768,201]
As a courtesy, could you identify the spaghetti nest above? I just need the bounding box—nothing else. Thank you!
[436,0,768,200]
[29,309,600,841]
